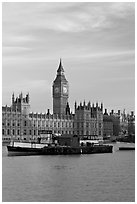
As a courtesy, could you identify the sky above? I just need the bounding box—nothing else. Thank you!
[2,2,135,114]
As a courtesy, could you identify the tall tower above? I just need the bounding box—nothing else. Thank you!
[53,59,69,116]
[12,92,30,116]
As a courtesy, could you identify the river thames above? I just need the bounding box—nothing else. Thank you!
[2,142,135,202]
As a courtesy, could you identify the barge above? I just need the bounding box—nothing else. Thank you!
[7,142,113,156]
[119,147,135,151]
[7,133,113,156]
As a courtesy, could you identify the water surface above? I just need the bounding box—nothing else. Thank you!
[2,143,135,202]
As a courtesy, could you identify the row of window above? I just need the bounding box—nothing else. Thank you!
[3,121,74,128]
[75,114,91,120]
[2,129,74,136]
[76,122,97,128]
[3,122,21,127]
[2,113,21,118]
[76,130,98,135]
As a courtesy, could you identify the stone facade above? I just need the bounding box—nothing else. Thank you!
[103,109,120,137]
[2,60,103,142]
[74,102,103,140]
[128,111,135,136]
[103,109,113,138]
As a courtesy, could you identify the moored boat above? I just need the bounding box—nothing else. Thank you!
[119,147,135,151]
[7,132,113,156]
[7,141,113,156]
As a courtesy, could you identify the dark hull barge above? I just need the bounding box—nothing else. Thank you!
[7,144,113,156]
[119,147,135,151]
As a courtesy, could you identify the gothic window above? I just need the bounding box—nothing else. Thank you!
[12,129,15,135]
[38,121,41,126]
[2,129,4,135]
[18,130,20,135]
[42,121,45,126]
[7,129,10,135]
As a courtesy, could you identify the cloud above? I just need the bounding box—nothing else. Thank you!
[2,2,135,34]
[2,2,135,112]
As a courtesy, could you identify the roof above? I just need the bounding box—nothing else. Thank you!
[57,59,64,73]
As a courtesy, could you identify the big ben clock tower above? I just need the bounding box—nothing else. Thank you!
[53,59,69,116]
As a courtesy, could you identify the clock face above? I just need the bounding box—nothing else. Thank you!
[55,87,59,93]
[63,86,68,94]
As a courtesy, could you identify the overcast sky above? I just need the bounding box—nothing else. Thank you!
[2,2,135,114]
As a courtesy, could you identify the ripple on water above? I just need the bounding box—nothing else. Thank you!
[2,144,135,202]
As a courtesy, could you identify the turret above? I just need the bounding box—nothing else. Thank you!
[88,101,91,109]
[26,93,30,103]
[75,101,77,111]
[11,92,30,115]
[66,102,70,115]
[83,100,86,107]
[12,92,14,104]
[104,109,108,115]
[101,103,103,111]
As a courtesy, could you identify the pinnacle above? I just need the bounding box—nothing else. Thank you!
[57,58,64,73]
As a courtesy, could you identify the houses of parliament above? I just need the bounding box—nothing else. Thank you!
[2,59,103,142]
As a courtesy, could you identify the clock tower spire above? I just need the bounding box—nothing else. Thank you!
[52,59,69,116]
